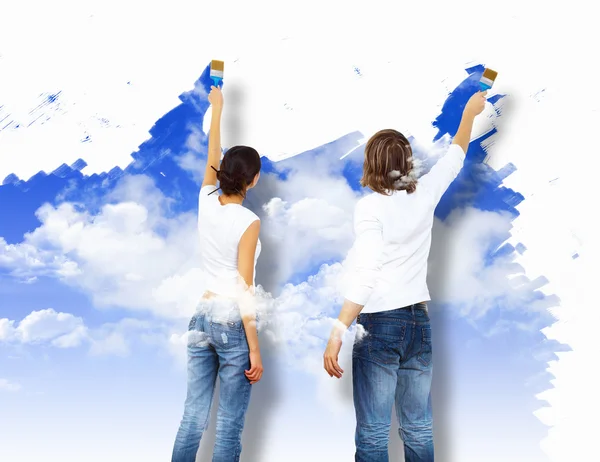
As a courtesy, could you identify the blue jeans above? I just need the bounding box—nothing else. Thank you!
[353,303,434,462]
[172,300,252,462]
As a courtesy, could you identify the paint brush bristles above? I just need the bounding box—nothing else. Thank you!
[210,60,224,87]
[479,67,498,91]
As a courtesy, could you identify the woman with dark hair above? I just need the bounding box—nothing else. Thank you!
[172,86,263,462]
[323,91,488,462]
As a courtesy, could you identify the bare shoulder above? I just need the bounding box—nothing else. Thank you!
[245,219,261,233]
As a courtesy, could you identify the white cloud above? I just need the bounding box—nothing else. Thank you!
[0,308,87,347]
[87,318,165,357]
[1,308,182,358]
[0,378,21,392]
[429,207,515,315]
[254,144,363,291]
[428,207,554,331]
[0,318,16,340]
[260,195,355,287]
[16,309,88,346]
[0,175,205,319]
[51,325,89,348]
[174,124,208,183]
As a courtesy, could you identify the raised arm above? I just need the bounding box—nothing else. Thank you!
[419,90,488,204]
[237,219,263,384]
[202,86,224,188]
[452,90,487,153]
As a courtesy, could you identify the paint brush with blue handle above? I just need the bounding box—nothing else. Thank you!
[210,60,224,87]
[479,68,498,91]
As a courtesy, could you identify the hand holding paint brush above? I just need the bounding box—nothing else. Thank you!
[464,90,487,117]
[208,85,223,111]
[210,60,224,87]
[452,90,488,154]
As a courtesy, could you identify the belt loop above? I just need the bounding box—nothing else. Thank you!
[410,304,415,318]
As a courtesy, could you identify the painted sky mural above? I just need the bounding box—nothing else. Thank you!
[1,2,596,461]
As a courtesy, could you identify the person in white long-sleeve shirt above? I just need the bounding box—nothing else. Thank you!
[323,90,488,462]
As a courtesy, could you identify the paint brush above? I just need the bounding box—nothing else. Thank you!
[210,60,224,87]
[479,68,498,91]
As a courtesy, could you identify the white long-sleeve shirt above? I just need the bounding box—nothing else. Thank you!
[343,143,466,313]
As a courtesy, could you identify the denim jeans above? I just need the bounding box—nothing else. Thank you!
[172,299,252,462]
[353,303,434,462]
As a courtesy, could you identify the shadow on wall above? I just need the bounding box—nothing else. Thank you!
[221,82,247,149]
[195,347,282,462]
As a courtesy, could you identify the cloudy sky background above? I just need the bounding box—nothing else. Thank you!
[1,1,597,461]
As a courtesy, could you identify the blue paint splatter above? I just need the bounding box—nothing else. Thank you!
[46,92,60,104]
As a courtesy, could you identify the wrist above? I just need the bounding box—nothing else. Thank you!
[462,109,476,121]
[249,346,260,353]
[330,319,348,341]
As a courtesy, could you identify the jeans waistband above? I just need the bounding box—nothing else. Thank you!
[358,302,428,322]
[408,302,428,314]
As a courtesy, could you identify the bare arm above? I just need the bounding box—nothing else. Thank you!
[452,110,476,153]
[237,220,261,352]
[202,86,223,188]
[334,300,363,330]
[452,90,487,153]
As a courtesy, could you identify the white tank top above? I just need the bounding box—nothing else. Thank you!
[197,185,261,297]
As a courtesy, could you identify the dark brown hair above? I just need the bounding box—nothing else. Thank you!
[215,145,261,198]
[360,129,417,195]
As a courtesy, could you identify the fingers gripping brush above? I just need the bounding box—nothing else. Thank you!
[210,60,224,87]
[479,68,498,91]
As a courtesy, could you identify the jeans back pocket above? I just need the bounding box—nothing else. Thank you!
[210,319,245,350]
[365,321,406,366]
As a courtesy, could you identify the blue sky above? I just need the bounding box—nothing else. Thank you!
[0,63,565,461]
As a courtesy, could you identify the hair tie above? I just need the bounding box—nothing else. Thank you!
[207,165,221,195]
